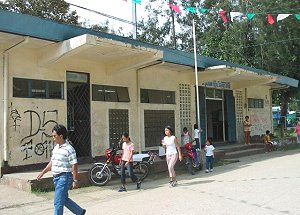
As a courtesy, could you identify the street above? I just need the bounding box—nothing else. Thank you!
[1,149,300,215]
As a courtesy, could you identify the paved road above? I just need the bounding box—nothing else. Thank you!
[1,149,300,215]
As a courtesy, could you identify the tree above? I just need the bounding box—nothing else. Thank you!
[0,0,79,24]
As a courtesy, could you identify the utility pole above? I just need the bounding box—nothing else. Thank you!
[132,1,137,39]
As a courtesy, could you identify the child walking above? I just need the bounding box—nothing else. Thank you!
[204,138,215,173]
[118,132,141,192]
[161,126,182,187]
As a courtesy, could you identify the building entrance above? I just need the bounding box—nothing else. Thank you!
[206,99,225,141]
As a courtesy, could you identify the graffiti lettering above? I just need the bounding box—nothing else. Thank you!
[21,140,33,161]
[10,106,22,131]
[19,109,58,160]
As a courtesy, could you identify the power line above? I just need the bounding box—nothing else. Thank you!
[68,3,136,25]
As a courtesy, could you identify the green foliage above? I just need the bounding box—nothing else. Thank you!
[0,0,79,24]
[137,0,300,113]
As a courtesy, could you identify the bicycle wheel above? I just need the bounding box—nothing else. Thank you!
[88,163,111,186]
[133,162,149,180]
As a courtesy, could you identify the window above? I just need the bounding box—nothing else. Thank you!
[92,84,130,102]
[13,78,64,99]
[248,98,264,108]
[141,89,175,104]
[144,110,175,148]
[205,88,223,99]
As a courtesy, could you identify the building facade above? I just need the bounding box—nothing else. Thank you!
[0,10,298,173]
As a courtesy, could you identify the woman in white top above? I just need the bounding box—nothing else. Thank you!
[161,126,182,187]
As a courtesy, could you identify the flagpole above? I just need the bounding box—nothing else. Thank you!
[132,1,137,39]
[192,18,201,147]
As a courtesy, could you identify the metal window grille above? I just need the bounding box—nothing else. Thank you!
[179,84,191,127]
[109,109,129,146]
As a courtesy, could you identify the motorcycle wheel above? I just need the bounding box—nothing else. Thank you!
[185,157,195,175]
[133,162,149,180]
[88,163,111,186]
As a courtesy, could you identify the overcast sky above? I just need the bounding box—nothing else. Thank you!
[66,0,147,35]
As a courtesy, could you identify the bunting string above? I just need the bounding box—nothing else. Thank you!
[125,0,300,25]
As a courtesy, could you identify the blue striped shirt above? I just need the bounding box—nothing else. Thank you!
[51,140,78,175]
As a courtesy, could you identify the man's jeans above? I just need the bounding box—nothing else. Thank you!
[205,156,214,170]
[53,172,84,215]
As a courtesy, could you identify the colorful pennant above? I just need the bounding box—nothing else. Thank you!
[219,9,228,23]
[169,4,181,14]
[120,0,300,25]
[267,14,275,25]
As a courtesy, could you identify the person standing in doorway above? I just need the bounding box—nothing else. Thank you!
[37,124,86,215]
[294,121,300,144]
[243,116,252,145]
[161,126,182,188]
[118,132,142,192]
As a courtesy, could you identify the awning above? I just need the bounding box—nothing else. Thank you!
[38,34,163,72]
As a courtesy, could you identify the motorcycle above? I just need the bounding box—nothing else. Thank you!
[89,143,157,186]
[181,142,202,175]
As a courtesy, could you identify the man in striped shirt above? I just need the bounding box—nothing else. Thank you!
[37,124,86,215]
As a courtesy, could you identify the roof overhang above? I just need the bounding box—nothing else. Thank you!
[38,34,163,72]
[201,65,277,90]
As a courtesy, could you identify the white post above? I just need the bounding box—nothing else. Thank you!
[132,2,137,39]
[192,19,201,146]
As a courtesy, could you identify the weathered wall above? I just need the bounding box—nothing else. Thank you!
[247,86,272,137]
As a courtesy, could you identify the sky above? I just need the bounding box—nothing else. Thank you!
[66,0,147,35]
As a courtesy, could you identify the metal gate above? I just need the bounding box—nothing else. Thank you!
[67,72,91,157]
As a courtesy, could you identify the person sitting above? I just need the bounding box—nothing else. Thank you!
[263,130,273,152]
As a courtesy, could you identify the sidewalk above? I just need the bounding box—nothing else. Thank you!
[0,148,299,215]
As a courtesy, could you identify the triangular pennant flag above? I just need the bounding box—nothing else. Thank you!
[185,6,196,14]
[246,13,256,20]
[169,4,181,14]
[199,8,208,14]
[267,14,275,25]
[277,14,291,21]
[295,14,300,20]
[219,9,228,23]
[132,0,141,4]
[230,12,244,22]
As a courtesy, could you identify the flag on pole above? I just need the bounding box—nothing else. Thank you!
[246,13,256,20]
[277,14,291,21]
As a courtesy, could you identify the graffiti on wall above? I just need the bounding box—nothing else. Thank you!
[9,104,59,161]
[249,113,269,135]
[10,107,22,131]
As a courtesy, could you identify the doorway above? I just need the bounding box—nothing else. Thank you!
[206,99,225,141]
[67,71,91,157]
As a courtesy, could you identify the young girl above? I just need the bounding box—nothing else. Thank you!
[181,127,192,146]
[118,132,141,192]
[194,124,202,149]
[204,138,215,173]
[161,126,182,187]
[243,116,252,145]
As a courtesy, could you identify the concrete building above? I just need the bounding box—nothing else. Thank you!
[0,10,298,174]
